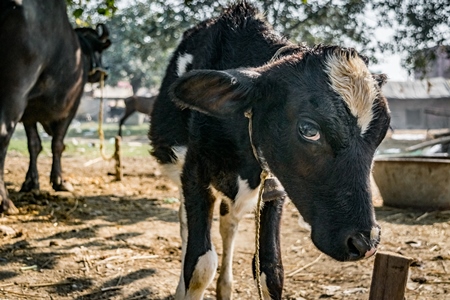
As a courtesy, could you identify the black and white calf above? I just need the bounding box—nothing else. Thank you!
[149,2,390,300]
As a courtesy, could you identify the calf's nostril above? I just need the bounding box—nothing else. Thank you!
[346,235,370,260]
[346,237,362,259]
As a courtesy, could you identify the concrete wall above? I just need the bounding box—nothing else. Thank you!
[388,98,450,129]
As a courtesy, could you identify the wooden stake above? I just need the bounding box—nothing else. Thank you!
[369,251,413,300]
[114,136,122,181]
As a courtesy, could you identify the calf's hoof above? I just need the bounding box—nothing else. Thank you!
[52,180,74,192]
[1,199,19,215]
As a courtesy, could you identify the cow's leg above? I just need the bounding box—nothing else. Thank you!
[216,200,239,300]
[182,163,218,300]
[0,123,19,214]
[217,177,260,299]
[0,91,28,214]
[20,122,42,192]
[49,119,74,192]
[175,191,188,300]
[252,198,285,300]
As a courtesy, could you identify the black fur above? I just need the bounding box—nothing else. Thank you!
[150,2,390,299]
[0,0,111,214]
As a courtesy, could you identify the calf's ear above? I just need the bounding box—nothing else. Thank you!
[170,69,260,116]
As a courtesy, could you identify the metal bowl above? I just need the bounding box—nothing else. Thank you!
[372,156,450,210]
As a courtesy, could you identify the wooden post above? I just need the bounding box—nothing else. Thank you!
[114,136,122,181]
[369,251,413,300]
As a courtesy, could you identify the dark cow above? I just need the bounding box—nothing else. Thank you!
[0,0,111,214]
[118,95,157,137]
[149,2,390,300]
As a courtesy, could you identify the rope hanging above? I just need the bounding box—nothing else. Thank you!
[96,71,122,181]
[245,109,269,300]
[255,169,269,300]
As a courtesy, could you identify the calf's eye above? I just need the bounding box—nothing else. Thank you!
[298,121,320,141]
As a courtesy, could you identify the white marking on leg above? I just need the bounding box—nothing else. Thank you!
[260,272,272,300]
[216,177,260,299]
[217,199,238,299]
[177,53,194,77]
[175,190,188,300]
[185,249,218,300]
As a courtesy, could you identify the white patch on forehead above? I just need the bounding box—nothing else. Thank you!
[237,69,260,79]
[177,53,193,76]
[325,52,378,135]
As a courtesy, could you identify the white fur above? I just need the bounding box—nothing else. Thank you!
[175,191,188,300]
[185,249,218,300]
[370,226,380,240]
[234,176,260,219]
[160,146,187,186]
[216,177,260,298]
[297,212,311,231]
[0,123,8,137]
[325,52,378,135]
[177,53,194,77]
[217,202,239,299]
[260,272,272,300]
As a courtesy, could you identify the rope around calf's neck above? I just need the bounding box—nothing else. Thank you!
[245,109,269,300]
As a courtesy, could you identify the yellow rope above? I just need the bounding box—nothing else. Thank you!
[97,72,114,161]
[255,170,269,300]
[245,109,269,300]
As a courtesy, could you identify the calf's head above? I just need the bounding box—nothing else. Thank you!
[171,46,390,262]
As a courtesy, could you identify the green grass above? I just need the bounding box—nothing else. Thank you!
[9,122,151,158]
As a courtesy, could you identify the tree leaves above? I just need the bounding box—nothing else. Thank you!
[66,0,449,87]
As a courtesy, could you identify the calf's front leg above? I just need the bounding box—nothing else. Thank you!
[252,197,285,300]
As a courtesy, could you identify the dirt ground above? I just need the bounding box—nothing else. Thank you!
[1,145,450,299]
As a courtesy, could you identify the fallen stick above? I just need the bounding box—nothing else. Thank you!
[79,286,122,298]
[95,255,159,265]
[26,281,71,288]
[83,157,104,167]
[0,289,45,299]
[286,253,323,277]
